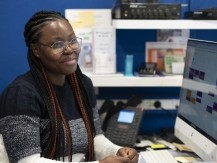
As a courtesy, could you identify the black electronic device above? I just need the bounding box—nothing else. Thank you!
[98,100,115,126]
[186,7,217,20]
[112,2,181,19]
[138,62,156,76]
[104,106,143,147]
[99,96,143,147]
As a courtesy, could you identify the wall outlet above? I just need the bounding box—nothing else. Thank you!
[140,99,180,110]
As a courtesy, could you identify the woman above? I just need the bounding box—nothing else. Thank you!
[0,10,139,163]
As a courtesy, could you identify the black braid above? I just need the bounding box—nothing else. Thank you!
[28,53,61,159]
[74,66,96,134]
[24,10,96,161]
[24,10,66,47]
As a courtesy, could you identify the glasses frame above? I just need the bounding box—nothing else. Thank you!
[37,37,82,54]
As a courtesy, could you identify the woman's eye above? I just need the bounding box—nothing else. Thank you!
[70,39,77,44]
[52,41,64,49]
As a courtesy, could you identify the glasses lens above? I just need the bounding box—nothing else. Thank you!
[51,41,64,54]
[69,38,82,50]
[52,41,65,49]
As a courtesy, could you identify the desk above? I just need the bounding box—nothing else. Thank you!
[138,149,203,163]
[135,137,203,163]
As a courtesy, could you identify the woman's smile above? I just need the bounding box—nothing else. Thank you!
[63,58,77,65]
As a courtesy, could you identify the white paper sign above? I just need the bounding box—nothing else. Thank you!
[92,27,116,74]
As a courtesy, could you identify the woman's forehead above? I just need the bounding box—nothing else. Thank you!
[43,19,72,32]
[40,19,75,39]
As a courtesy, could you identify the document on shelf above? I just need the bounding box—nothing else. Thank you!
[92,27,116,74]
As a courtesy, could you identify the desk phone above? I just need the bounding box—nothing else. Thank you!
[104,107,143,147]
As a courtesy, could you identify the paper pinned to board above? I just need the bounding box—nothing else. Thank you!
[69,11,95,28]
[65,9,112,29]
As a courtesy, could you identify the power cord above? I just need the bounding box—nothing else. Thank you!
[154,100,176,118]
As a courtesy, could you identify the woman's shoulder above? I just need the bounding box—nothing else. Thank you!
[2,71,38,94]
[81,73,92,84]
[0,71,43,117]
[81,73,95,92]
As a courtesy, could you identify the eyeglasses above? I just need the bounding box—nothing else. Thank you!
[38,37,82,54]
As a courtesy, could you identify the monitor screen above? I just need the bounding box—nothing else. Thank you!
[175,39,217,162]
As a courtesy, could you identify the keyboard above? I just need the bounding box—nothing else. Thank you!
[139,149,178,163]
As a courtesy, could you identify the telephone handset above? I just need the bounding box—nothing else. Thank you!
[104,106,143,147]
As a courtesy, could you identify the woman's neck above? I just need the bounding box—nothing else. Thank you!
[46,73,66,86]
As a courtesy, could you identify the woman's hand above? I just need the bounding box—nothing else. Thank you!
[116,147,139,163]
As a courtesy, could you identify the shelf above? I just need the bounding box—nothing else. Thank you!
[85,19,215,88]
[85,74,183,87]
[112,19,217,29]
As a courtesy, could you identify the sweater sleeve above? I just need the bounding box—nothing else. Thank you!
[0,134,9,163]
[18,154,99,163]
[0,83,43,163]
[94,134,122,160]
[2,133,121,163]
[17,134,122,163]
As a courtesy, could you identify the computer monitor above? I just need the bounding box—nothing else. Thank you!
[175,38,217,162]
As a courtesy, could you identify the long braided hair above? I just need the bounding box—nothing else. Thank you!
[23,10,95,161]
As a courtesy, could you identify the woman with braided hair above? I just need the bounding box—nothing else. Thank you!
[0,10,139,163]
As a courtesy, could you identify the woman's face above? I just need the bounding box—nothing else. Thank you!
[32,19,79,78]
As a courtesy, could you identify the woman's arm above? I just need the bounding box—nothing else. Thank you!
[0,134,9,163]
[18,154,99,163]
[94,134,139,163]
[94,134,122,160]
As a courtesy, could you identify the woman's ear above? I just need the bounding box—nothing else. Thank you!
[30,43,40,58]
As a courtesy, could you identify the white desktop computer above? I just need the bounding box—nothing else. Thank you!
[175,39,217,162]
[139,39,217,163]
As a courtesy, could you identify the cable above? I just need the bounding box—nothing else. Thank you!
[153,100,176,118]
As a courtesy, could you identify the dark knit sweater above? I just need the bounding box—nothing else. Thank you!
[0,71,103,163]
